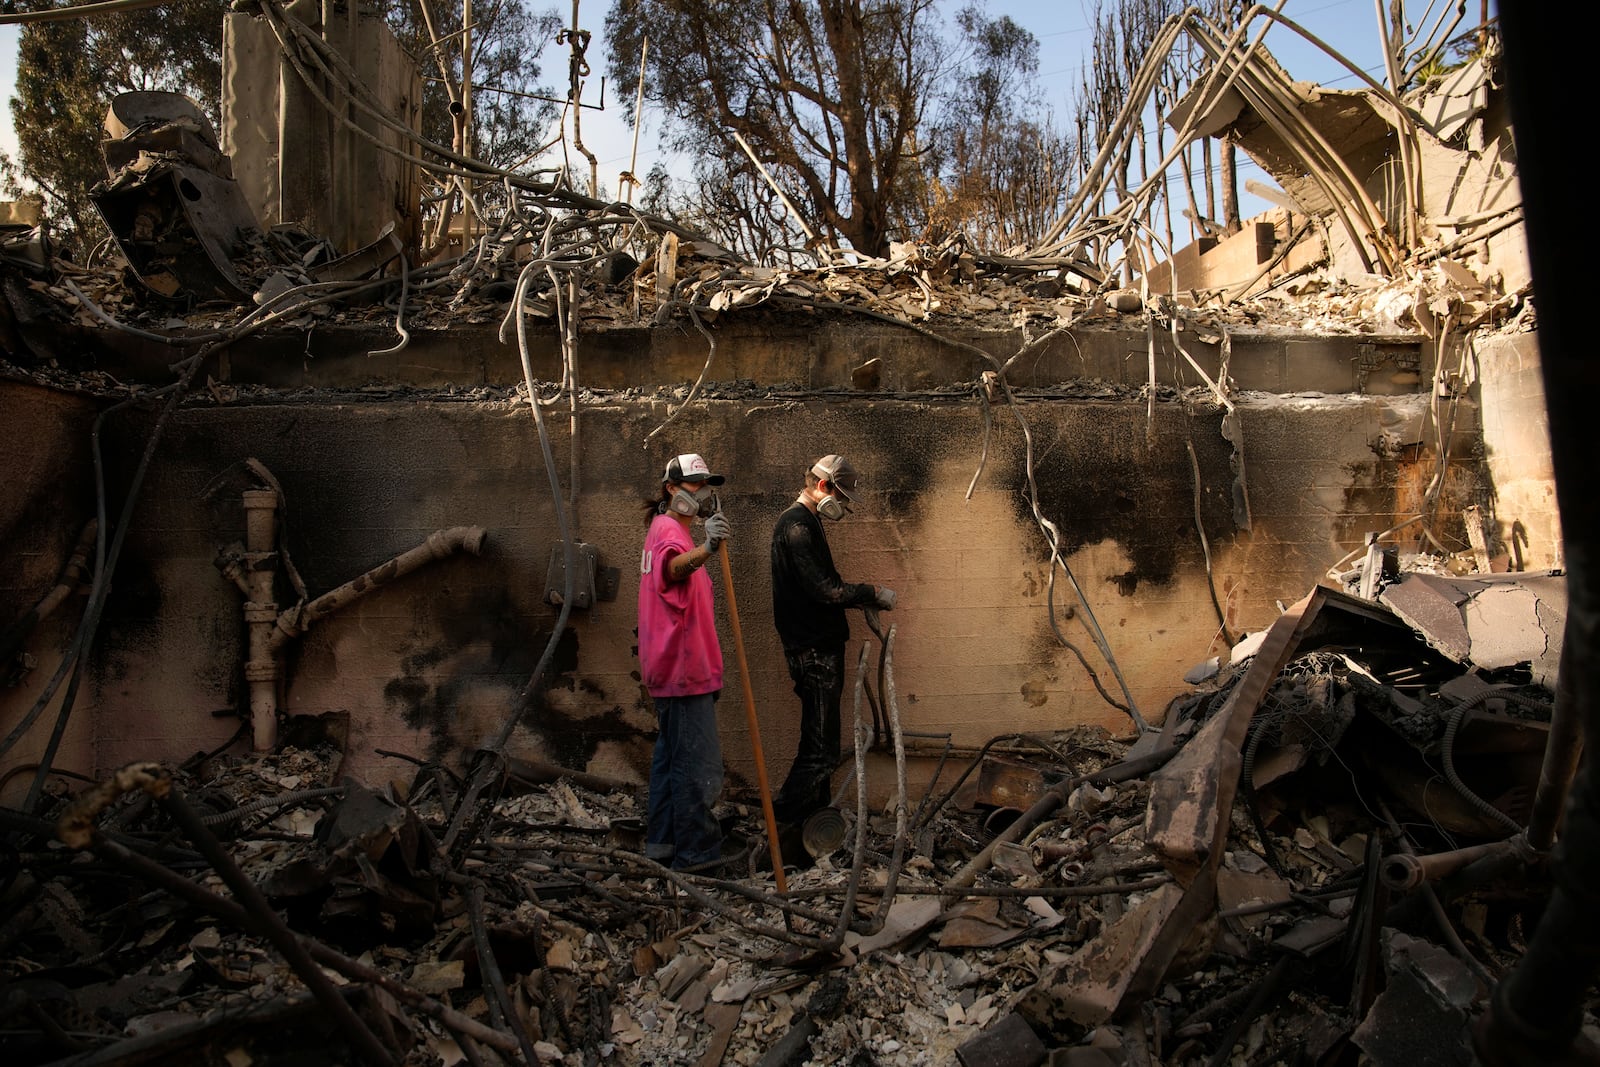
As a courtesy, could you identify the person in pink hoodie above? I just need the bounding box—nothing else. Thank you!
[637,453,732,870]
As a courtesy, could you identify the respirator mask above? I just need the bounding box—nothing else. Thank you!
[661,453,725,518]
[809,454,858,522]
[815,489,849,522]
[669,483,717,518]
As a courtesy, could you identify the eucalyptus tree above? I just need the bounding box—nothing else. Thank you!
[605,0,947,259]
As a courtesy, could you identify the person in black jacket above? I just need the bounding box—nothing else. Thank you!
[769,454,896,825]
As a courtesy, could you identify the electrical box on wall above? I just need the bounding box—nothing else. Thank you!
[543,542,617,608]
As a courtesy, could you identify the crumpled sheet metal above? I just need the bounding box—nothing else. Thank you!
[1146,590,1322,883]
[92,162,260,302]
[91,91,265,304]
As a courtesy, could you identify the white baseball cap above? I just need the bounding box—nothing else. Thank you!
[663,453,726,485]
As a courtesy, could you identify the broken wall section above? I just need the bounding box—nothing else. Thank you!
[1474,330,1561,571]
[222,4,421,254]
[1168,50,1526,298]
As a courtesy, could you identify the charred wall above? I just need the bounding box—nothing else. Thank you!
[0,380,1460,802]
[0,383,99,794]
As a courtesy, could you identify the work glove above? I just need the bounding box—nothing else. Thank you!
[874,586,897,611]
[703,512,731,551]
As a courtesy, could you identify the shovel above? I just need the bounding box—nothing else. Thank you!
[716,540,789,895]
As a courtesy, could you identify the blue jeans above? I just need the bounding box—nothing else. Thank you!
[774,647,844,824]
[645,692,724,869]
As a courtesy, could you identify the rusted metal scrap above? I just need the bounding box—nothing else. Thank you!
[91,91,266,303]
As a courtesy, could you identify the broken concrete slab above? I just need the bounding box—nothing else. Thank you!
[1380,571,1566,684]
[1380,573,1473,662]
[1350,932,1479,1066]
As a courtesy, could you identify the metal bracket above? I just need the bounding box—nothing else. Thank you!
[544,541,598,609]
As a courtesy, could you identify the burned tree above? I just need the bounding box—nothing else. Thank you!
[605,0,946,260]
[910,5,1080,251]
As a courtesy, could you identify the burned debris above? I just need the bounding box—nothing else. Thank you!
[0,563,1582,1064]
[1,2,1592,1066]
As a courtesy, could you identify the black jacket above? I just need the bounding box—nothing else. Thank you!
[770,502,876,652]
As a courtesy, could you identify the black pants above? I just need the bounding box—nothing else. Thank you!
[773,646,844,824]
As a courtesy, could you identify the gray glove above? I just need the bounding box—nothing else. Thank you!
[703,512,731,551]
[874,586,897,611]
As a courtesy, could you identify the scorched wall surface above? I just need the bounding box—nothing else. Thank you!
[1,382,1463,801]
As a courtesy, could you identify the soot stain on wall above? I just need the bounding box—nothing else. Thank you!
[385,586,544,735]
[197,610,244,710]
[517,632,663,774]
[100,541,162,621]
[1014,404,1236,587]
[534,701,644,772]
[773,402,948,525]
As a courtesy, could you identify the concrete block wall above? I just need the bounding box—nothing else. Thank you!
[133,318,1431,397]
[0,382,1467,804]
[1141,211,1328,297]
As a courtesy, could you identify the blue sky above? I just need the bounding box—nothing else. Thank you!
[1,0,1404,209]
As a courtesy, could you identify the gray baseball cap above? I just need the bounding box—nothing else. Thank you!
[809,454,858,501]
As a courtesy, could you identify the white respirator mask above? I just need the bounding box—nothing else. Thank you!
[809,454,858,522]
[669,483,716,517]
[815,489,849,522]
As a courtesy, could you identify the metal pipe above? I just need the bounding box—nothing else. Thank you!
[624,36,647,205]
[944,744,1182,890]
[241,489,281,751]
[280,526,488,643]
[1033,821,1113,865]
[1378,798,1498,988]
[1380,837,1531,891]
[982,807,1027,840]
[238,517,486,752]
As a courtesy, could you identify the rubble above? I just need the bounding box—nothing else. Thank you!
[0,559,1579,1064]
[2,5,1589,1065]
